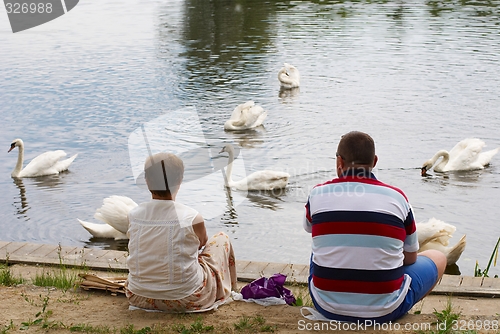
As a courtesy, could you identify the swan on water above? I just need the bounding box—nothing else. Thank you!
[219,144,290,191]
[278,63,300,89]
[224,101,268,131]
[421,138,499,176]
[78,195,138,240]
[416,217,467,265]
[8,138,78,178]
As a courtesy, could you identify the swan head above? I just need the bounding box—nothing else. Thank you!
[8,138,23,153]
[421,150,449,176]
[219,144,234,155]
[421,161,433,177]
[219,144,241,158]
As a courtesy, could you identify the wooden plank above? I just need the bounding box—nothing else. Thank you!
[0,242,26,259]
[431,285,500,298]
[236,260,251,273]
[482,277,500,289]
[43,246,79,264]
[6,243,45,262]
[280,264,308,284]
[260,262,289,278]
[30,244,62,257]
[0,241,13,252]
[438,274,463,287]
[104,250,128,261]
[292,265,310,284]
[238,261,268,282]
[461,276,484,288]
[77,249,112,266]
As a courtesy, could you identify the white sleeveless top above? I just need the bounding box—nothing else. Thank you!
[126,199,203,300]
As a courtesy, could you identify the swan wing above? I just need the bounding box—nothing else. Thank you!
[242,170,290,190]
[94,195,138,234]
[242,105,267,128]
[444,235,467,265]
[224,102,266,130]
[228,101,255,121]
[20,150,68,177]
[447,138,485,170]
[477,147,500,167]
[416,217,456,247]
[448,138,481,158]
[78,219,128,240]
[54,154,78,173]
[418,235,466,265]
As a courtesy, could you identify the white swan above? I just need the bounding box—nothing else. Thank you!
[219,144,290,191]
[8,138,78,178]
[421,138,499,176]
[278,63,300,89]
[416,217,467,265]
[78,195,138,240]
[224,101,268,131]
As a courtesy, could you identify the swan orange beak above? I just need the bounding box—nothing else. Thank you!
[421,167,428,177]
[8,144,15,153]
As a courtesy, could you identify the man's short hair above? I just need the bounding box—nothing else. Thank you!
[337,131,376,166]
[144,152,184,197]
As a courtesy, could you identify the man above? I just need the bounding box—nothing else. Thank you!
[303,131,446,323]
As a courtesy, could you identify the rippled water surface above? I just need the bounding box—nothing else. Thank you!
[1,0,500,276]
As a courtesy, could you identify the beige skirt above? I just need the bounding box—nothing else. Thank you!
[125,232,237,312]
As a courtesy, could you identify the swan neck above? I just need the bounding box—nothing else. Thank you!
[12,142,24,177]
[433,150,449,165]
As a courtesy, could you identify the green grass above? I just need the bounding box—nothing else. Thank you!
[417,298,467,334]
[0,264,25,286]
[32,267,80,291]
[233,315,276,333]
[171,317,214,333]
[474,237,499,278]
[0,321,15,334]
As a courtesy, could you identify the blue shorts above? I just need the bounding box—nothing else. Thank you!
[309,255,439,323]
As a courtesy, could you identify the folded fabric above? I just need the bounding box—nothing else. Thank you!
[240,273,296,305]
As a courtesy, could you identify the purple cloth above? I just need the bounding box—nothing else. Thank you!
[240,273,296,305]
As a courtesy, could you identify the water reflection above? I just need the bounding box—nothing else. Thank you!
[221,186,238,225]
[12,178,29,217]
[422,169,486,186]
[246,188,288,211]
[84,239,129,252]
[30,173,68,188]
[156,0,276,108]
[225,127,266,149]
[279,87,300,101]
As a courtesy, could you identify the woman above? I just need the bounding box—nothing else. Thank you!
[125,152,237,312]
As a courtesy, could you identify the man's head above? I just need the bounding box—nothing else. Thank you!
[336,131,378,176]
[144,152,184,198]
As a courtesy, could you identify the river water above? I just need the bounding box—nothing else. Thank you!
[1,0,499,276]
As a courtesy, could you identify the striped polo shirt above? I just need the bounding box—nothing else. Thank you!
[303,170,419,319]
